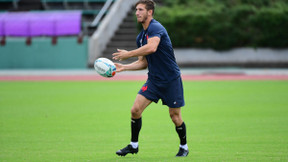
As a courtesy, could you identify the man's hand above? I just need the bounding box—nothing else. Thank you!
[114,63,125,72]
[112,49,130,61]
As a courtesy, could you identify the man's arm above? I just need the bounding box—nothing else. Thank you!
[114,56,148,72]
[112,36,160,61]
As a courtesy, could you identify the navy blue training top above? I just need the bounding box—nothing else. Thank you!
[136,19,181,83]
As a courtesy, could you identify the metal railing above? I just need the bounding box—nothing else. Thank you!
[90,0,113,27]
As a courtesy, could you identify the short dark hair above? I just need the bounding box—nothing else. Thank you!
[135,0,156,15]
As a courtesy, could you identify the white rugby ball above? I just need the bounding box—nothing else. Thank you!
[94,58,116,78]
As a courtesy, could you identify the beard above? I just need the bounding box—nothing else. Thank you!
[137,13,148,24]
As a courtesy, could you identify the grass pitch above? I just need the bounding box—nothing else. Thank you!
[0,81,288,161]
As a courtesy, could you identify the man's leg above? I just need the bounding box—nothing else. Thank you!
[116,94,151,156]
[169,108,189,157]
[130,94,151,146]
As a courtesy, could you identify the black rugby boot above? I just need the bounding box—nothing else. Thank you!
[116,144,138,156]
[176,148,189,157]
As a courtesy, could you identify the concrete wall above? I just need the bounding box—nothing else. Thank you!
[0,37,88,69]
[175,48,288,67]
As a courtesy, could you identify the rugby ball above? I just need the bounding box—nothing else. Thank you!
[94,58,116,78]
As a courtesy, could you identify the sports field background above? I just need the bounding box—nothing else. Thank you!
[0,75,288,161]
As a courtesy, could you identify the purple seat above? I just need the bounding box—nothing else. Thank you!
[0,11,82,37]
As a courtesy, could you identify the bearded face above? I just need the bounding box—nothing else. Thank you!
[135,4,149,24]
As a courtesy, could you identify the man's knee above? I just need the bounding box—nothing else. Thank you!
[131,103,142,118]
[169,109,183,126]
[130,94,151,119]
[170,113,179,123]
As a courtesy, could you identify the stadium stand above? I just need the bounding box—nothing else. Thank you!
[0,0,115,36]
[0,0,115,69]
[18,0,43,11]
[0,11,81,37]
[0,0,140,69]
[0,0,165,68]
[0,0,18,11]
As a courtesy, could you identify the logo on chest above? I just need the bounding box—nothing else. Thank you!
[140,34,148,47]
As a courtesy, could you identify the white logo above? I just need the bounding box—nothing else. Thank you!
[174,101,177,104]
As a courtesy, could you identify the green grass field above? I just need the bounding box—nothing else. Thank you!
[0,81,288,161]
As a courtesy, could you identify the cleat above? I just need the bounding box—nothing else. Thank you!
[116,144,138,156]
[176,148,189,157]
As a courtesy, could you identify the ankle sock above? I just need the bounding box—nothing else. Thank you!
[130,142,138,149]
[180,144,188,150]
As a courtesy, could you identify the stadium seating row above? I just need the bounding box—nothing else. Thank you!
[0,0,114,11]
[0,0,115,36]
[0,11,81,37]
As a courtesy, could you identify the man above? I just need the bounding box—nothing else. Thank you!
[112,0,188,157]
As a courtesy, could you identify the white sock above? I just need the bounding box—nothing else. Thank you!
[180,144,188,150]
[130,142,138,149]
